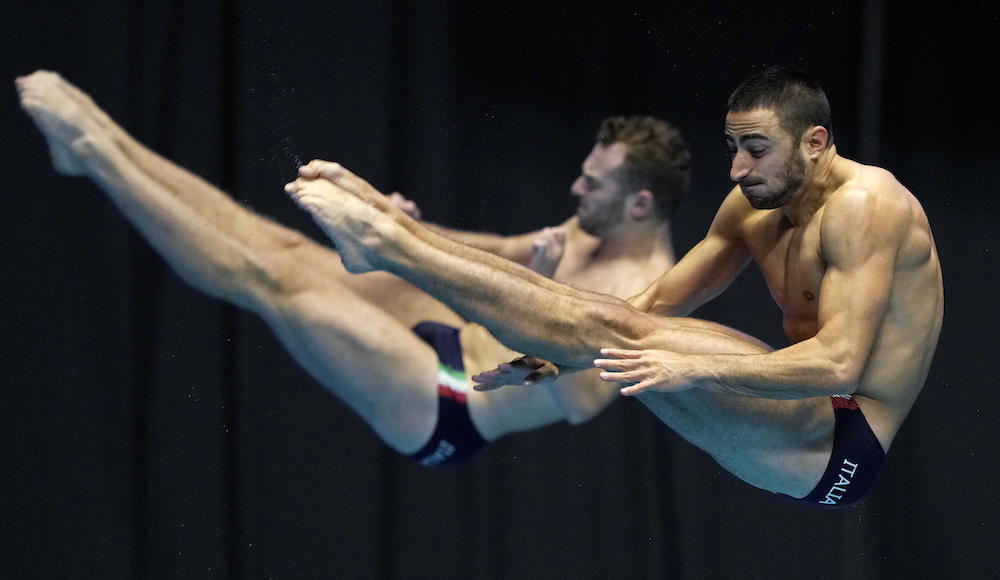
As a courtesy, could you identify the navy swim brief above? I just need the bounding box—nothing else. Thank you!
[407,321,487,466]
[783,396,886,508]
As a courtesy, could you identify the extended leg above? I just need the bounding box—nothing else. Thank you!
[17,71,456,452]
[38,71,466,329]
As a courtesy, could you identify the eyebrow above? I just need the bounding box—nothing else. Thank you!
[725,132,772,144]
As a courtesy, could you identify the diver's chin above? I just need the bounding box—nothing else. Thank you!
[742,187,789,210]
[577,219,600,236]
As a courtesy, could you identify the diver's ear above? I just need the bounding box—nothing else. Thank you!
[627,189,655,219]
[804,125,829,159]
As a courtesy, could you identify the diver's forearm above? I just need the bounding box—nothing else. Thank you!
[690,338,855,399]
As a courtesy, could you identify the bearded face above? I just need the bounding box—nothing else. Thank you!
[739,147,806,210]
[571,143,631,236]
[726,109,809,210]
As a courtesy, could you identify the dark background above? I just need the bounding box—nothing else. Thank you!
[2,1,998,578]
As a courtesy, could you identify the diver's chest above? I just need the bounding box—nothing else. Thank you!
[556,257,657,299]
[752,223,826,312]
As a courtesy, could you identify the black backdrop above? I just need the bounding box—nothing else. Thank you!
[2,2,998,578]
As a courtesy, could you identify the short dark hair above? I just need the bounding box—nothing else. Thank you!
[727,66,834,146]
[596,116,690,219]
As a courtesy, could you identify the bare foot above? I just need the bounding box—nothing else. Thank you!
[284,162,402,274]
[53,72,124,141]
[16,70,103,176]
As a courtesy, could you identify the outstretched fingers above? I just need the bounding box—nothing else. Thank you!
[593,349,642,371]
[471,356,554,391]
[594,348,700,395]
[593,348,652,396]
[471,363,517,391]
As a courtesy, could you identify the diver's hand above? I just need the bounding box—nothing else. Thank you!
[472,355,560,391]
[527,227,566,278]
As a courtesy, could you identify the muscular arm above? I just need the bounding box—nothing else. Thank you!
[628,189,753,316]
[610,188,907,399]
[425,218,576,266]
